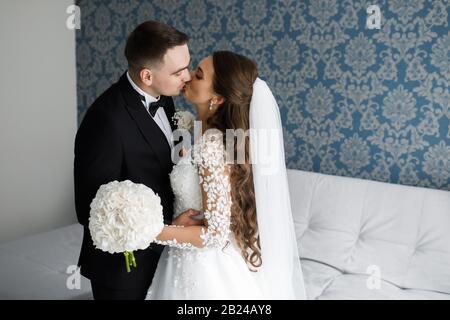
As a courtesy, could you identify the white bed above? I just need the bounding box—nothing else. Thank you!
[0,224,92,299]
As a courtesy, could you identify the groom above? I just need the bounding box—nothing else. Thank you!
[74,21,200,300]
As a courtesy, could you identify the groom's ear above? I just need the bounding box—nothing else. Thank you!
[140,68,153,86]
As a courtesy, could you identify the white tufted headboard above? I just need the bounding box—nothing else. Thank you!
[287,169,450,295]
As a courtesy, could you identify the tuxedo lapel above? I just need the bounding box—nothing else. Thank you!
[162,97,177,132]
[118,72,172,170]
[162,97,184,148]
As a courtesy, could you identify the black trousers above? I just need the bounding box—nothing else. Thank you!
[90,281,150,300]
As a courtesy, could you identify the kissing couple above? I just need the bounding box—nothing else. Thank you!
[74,20,306,300]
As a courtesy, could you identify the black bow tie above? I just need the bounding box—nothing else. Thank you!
[140,95,164,117]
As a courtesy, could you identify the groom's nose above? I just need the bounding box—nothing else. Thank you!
[182,69,191,82]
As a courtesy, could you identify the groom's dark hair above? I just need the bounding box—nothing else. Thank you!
[125,20,189,76]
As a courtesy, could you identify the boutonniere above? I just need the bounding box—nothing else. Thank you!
[172,109,195,132]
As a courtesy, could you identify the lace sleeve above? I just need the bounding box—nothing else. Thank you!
[153,131,232,250]
[196,132,232,248]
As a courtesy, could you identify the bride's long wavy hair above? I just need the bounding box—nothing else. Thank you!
[207,51,261,270]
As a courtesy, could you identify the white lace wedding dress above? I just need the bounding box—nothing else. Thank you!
[146,132,264,299]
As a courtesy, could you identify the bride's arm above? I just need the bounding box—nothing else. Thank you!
[154,134,232,249]
[155,225,205,248]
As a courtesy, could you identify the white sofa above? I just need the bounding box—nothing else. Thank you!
[288,169,450,299]
[1,169,449,299]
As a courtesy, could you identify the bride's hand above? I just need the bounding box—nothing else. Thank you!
[171,209,204,227]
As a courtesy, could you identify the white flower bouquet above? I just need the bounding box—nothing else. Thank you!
[89,180,164,273]
[172,109,195,132]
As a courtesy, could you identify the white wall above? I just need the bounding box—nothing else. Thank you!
[0,0,77,244]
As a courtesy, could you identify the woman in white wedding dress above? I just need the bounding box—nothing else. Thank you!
[147,51,306,300]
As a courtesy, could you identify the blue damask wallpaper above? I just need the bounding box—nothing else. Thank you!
[75,0,450,191]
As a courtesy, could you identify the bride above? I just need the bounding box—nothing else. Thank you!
[147,51,306,300]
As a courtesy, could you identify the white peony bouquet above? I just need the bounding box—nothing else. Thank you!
[89,180,164,273]
[172,109,195,132]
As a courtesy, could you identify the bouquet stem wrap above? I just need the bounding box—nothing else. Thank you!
[124,251,137,273]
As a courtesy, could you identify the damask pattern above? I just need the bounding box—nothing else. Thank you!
[76,0,450,191]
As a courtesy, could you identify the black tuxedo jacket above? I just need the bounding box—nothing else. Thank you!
[74,72,176,289]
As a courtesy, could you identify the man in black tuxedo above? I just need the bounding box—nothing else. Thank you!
[74,21,199,300]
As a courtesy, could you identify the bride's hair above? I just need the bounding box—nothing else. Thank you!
[207,51,261,270]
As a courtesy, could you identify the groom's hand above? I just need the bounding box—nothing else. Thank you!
[171,209,204,227]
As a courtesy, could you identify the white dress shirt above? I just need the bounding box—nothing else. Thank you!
[126,71,174,149]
